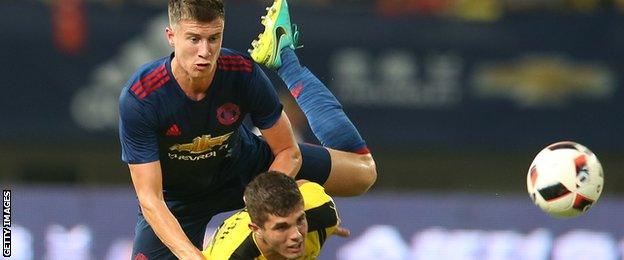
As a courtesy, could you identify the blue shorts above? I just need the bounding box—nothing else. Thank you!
[131,143,331,259]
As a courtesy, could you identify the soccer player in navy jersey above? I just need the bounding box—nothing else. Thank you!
[118,0,375,259]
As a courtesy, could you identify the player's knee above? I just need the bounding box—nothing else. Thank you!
[352,154,377,195]
[362,155,377,191]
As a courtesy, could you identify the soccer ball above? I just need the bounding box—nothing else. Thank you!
[526,141,604,218]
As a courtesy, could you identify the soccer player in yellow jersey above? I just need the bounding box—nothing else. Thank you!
[203,171,350,259]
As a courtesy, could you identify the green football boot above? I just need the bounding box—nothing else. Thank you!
[248,0,301,69]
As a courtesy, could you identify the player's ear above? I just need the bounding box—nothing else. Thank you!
[249,222,260,233]
[165,26,175,47]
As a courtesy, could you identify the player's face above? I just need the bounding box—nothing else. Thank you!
[166,18,224,80]
[257,207,308,259]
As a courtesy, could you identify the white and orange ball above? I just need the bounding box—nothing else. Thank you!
[527,141,604,218]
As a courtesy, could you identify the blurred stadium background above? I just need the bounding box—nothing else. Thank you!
[2,0,624,259]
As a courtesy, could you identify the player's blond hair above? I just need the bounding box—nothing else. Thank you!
[244,171,304,227]
[168,0,224,26]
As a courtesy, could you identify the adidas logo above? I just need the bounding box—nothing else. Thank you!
[165,124,181,137]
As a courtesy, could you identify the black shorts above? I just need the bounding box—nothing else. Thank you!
[131,142,331,259]
[295,143,332,184]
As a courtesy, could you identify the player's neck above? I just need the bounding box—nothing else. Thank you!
[253,233,291,260]
[171,57,215,101]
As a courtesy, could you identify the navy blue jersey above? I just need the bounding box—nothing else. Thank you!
[119,48,282,200]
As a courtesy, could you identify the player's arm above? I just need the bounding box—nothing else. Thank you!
[260,111,301,178]
[300,181,350,239]
[129,162,204,260]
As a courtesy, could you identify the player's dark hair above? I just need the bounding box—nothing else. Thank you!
[168,0,224,26]
[244,171,303,227]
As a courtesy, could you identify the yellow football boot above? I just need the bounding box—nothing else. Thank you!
[248,0,301,69]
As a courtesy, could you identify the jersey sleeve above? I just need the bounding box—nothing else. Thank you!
[244,63,283,130]
[300,183,339,232]
[203,211,261,259]
[118,90,160,164]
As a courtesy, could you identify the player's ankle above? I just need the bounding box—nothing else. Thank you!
[277,48,299,71]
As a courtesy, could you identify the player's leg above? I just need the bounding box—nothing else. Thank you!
[131,210,209,259]
[278,48,376,196]
[296,143,376,196]
[249,0,376,196]
[326,149,376,196]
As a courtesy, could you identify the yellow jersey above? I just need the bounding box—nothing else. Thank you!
[203,182,339,259]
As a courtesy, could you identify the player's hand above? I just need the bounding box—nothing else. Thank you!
[334,226,350,237]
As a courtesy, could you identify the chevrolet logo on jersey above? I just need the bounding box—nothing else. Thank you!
[169,132,233,154]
